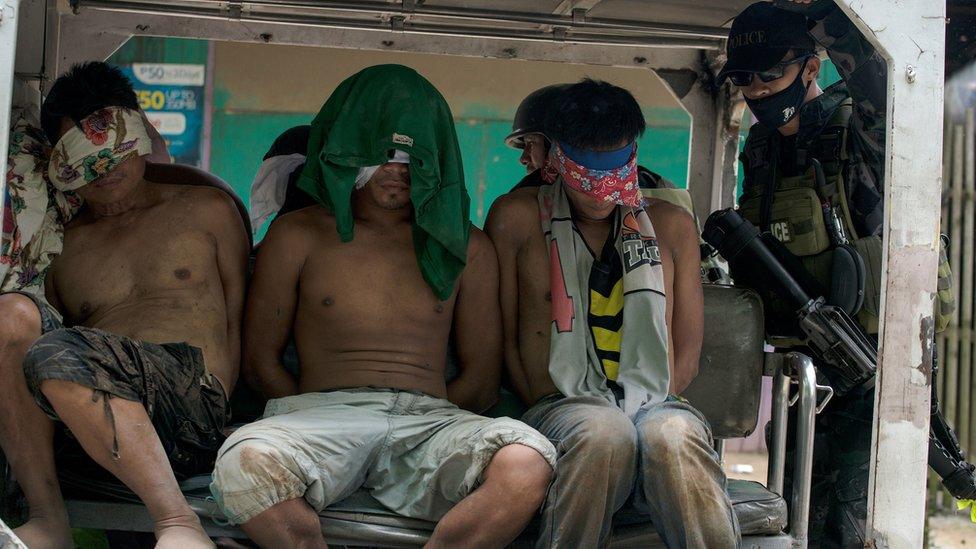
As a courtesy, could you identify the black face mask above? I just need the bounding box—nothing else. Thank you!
[745,59,811,129]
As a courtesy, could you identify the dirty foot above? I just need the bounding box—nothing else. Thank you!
[13,516,73,549]
[155,515,215,549]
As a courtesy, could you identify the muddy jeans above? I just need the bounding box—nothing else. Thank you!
[522,394,739,548]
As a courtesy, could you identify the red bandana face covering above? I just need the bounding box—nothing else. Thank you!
[542,142,642,207]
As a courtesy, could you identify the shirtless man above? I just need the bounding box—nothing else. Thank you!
[210,64,555,548]
[0,62,248,548]
[486,79,738,547]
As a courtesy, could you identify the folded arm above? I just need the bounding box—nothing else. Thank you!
[242,214,309,399]
[448,228,503,413]
[204,189,251,390]
[650,202,703,395]
[485,195,536,405]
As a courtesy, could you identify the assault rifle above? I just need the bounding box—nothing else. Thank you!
[703,208,976,500]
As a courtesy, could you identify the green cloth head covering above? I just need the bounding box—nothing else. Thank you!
[297,64,470,300]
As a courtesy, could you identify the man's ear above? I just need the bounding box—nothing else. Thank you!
[805,56,822,84]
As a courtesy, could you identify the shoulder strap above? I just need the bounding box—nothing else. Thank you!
[816,96,854,165]
[740,123,777,198]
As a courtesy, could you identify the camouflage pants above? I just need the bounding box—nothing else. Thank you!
[780,389,873,548]
[22,326,230,478]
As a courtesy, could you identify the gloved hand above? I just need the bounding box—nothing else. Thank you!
[943,462,976,501]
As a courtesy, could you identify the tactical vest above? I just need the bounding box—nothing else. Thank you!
[738,90,884,337]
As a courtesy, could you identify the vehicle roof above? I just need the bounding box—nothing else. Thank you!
[71,0,756,50]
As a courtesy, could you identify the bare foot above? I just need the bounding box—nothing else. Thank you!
[155,514,215,549]
[13,516,73,549]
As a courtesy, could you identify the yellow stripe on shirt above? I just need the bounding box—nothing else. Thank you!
[589,279,624,317]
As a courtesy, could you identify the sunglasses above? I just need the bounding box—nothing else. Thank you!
[728,54,813,87]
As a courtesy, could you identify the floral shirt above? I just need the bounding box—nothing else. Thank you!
[2,109,82,301]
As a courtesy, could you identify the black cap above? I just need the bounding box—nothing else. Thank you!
[717,2,815,83]
[505,84,571,148]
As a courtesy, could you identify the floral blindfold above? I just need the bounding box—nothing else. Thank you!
[48,107,152,192]
[542,140,641,207]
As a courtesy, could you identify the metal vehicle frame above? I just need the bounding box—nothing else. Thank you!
[0,1,945,546]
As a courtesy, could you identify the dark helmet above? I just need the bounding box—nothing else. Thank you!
[504,83,571,149]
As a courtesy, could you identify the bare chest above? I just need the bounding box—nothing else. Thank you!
[54,216,217,323]
[517,230,556,332]
[297,236,456,336]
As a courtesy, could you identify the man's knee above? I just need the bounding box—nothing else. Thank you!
[565,408,638,467]
[213,435,306,498]
[637,408,713,470]
[0,294,42,350]
[638,406,712,466]
[211,434,312,525]
[487,444,553,496]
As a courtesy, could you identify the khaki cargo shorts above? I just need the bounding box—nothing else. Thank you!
[210,388,556,525]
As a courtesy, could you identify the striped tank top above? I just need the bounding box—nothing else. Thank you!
[588,223,625,382]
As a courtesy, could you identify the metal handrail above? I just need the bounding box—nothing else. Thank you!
[70,0,726,49]
[765,351,820,549]
[789,352,817,549]
[767,362,789,496]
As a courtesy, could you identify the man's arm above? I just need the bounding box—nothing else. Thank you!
[651,202,703,395]
[201,188,250,389]
[448,228,503,413]
[242,213,308,398]
[782,0,887,234]
[782,0,886,128]
[484,195,535,405]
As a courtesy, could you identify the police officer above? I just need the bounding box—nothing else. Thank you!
[718,1,894,545]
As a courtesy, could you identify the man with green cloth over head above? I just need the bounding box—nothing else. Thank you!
[211,64,557,548]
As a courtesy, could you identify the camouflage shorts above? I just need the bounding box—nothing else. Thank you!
[23,326,230,478]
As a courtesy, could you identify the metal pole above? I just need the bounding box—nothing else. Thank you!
[70,1,722,49]
[788,352,817,549]
[836,1,946,544]
[964,107,976,459]
[768,362,789,496]
[947,124,965,439]
[74,0,730,40]
[0,0,24,230]
[200,40,214,171]
[933,117,952,511]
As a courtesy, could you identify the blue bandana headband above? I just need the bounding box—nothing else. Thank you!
[558,141,635,170]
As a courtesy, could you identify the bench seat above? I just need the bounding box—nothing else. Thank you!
[60,469,787,546]
[35,284,785,546]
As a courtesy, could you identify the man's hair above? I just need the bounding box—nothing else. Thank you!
[40,62,139,141]
[544,78,645,150]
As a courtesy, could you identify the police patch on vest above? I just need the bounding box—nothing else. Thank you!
[622,233,662,272]
[770,219,794,243]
